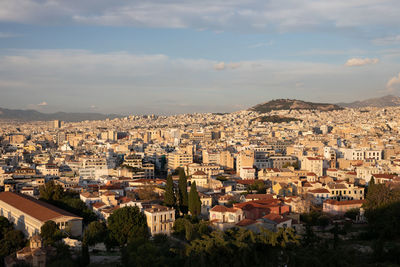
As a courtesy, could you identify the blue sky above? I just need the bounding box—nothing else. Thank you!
[1,0,400,115]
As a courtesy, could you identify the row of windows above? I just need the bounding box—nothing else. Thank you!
[153,213,173,222]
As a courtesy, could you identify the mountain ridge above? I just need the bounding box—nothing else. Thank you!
[249,99,343,113]
[337,95,400,108]
[0,107,123,122]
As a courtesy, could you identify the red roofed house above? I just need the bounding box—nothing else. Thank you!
[210,205,244,230]
[234,200,290,220]
[372,174,398,184]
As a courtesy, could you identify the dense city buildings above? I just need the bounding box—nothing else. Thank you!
[2,105,400,265]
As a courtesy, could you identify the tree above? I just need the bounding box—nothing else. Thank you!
[83,221,107,247]
[0,216,13,240]
[0,229,26,259]
[39,181,64,201]
[40,220,63,246]
[177,168,188,214]
[369,176,375,186]
[188,182,201,217]
[107,206,149,246]
[164,175,176,207]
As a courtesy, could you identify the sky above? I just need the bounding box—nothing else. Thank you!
[1,0,400,115]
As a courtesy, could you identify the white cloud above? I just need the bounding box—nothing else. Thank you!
[37,101,48,106]
[386,73,400,92]
[0,49,396,114]
[248,41,274,48]
[345,58,379,67]
[214,62,225,70]
[0,0,400,33]
[214,62,241,70]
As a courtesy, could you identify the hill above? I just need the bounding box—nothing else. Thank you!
[337,95,400,108]
[0,107,123,122]
[249,99,342,113]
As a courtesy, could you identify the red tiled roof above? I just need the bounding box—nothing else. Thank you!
[0,192,81,222]
[236,218,257,226]
[210,205,239,213]
[308,188,330,194]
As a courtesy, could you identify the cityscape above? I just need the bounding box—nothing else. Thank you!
[1,1,400,267]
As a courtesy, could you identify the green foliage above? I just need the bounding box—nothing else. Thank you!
[40,220,64,246]
[164,175,176,207]
[364,183,400,239]
[0,216,13,240]
[121,236,183,267]
[344,208,359,220]
[39,180,64,201]
[0,229,26,259]
[177,168,188,214]
[185,227,299,267]
[282,161,300,170]
[40,185,97,225]
[251,115,302,124]
[249,180,267,194]
[173,218,210,242]
[107,206,149,246]
[188,182,201,217]
[83,221,107,246]
[317,215,330,228]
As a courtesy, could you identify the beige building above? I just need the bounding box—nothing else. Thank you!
[167,152,193,170]
[144,205,175,236]
[0,192,82,237]
[236,150,254,174]
[301,157,324,177]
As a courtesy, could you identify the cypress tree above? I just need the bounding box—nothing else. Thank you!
[178,168,188,214]
[164,175,176,207]
[189,181,201,217]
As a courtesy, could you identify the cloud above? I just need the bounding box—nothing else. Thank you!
[386,73,400,92]
[214,62,241,70]
[1,0,400,34]
[248,41,274,48]
[345,58,379,67]
[214,62,225,70]
[0,49,395,114]
[37,101,48,106]
[373,35,400,46]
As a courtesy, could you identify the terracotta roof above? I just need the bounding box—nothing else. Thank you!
[236,218,257,226]
[308,188,330,194]
[372,174,397,179]
[210,205,239,213]
[0,192,81,222]
[263,213,291,224]
[92,202,106,209]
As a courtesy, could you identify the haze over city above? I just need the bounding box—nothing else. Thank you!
[1,0,400,114]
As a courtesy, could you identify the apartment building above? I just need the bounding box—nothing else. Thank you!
[144,205,175,236]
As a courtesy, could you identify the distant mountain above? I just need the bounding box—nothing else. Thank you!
[0,107,123,122]
[337,95,400,108]
[249,99,343,113]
